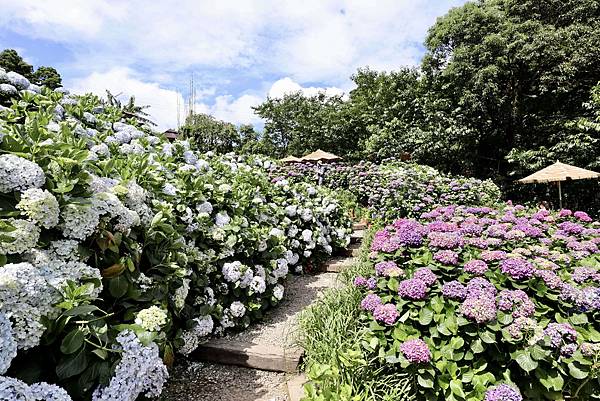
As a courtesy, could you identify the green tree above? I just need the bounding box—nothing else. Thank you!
[0,49,34,78]
[31,66,62,89]
[254,92,353,158]
[421,0,600,178]
[182,113,241,154]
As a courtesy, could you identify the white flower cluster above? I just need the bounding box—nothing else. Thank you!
[222,261,242,282]
[229,301,246,318]
[92,330,168,401]
[173,278,190,310]
[134,306,167,332]
[16,188,60,228]
[273,284,285,300]
[40,260,102,298]
[0,312,17,374]
[177,315,214,355]
[0,154,45,193]
[0,376,73,401]
[0,263,56,349]
[0,218,40,255]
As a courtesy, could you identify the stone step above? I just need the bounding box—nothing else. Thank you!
[340,243,361,257]
[194,339,303,373]
[286,374,308,401]
[322,256,355,272]
[350,230,365,244]
[352,222,367,231]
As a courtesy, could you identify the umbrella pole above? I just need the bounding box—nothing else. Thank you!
[558,181,563,209]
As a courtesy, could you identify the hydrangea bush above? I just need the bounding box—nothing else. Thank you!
[271,160,501,219]
[355,203,600,400]
[0,68,352,400]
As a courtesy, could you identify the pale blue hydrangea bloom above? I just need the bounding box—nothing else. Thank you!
[16,188,60,228]
[0,313,17,374]
[0,154,45,193]
[0,84,17,97]
[273,284,285,301]
[91,330,168,401]
[222,261,242,282]
[6,71,30,90]
[0,218,40,255]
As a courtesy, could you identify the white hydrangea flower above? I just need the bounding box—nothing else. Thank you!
[90,143,110,156]
[239,267,254,289]
[178,315,214,355]
[183,150,197,164]
[0,154,45,193]
[288,225,299,237]
[285,250,300,265]
[197,201,213,215]
[250,276,266,294]
[173,279,190,311]
[230,301,246,318]
[285,205,297,217]
[163,183,177,196]
[269,228,284,238]
[0,312,17,374]
[161,143,173,156]
[6,71,30,90]
[16,188,60,228]
[92,330,168,401]
[215,211,231,227]
[61,202,100,240]
[218,184,232,193]
[300,208,314,221]
[222,261,242,282]
[0,376,73,401]
[220,313,235,329]
[272,258,288,279]
[0,218,40,255]
[0,83,17,97]
[135,306,168,332]
[0,262,57,349]
[302,229,313,243]
[273,284,285,301]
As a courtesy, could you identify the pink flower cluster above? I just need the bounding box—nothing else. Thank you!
[400,339,431,363]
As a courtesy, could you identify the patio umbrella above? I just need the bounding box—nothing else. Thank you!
[280,155,302,163]
[517,161,600,208]
[302,149,342,162]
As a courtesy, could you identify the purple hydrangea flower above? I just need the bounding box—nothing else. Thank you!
[543,322,577,350]
[354,276,368,287]
[427,231,464,249]
[398,278,428,300]
[484,384,523,401]
[375,261,405,277]
[500,258,535,280]
[466,277,497,298]
[373,303,399,325]
[507,317,537,339]
[572,267,600,283]
[413,268,437,286]
[433,250,459,265]
[574,211,592,222]
[480,250,507,262]
[360,294,382,312]
[558,209,573,217]
[442,281,467,301]
[534,269,562,289]
[464,259,488,275]
[558,221,584,235]
[497,290,535,318]
[580,342,600,357]
[400,339,431,364]
[460,296,497,324]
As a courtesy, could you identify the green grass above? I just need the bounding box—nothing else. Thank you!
[297,227,416,401]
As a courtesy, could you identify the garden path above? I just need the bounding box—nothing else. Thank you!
[161,223,365,401]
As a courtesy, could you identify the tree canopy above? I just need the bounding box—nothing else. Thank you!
[0,48,64,89]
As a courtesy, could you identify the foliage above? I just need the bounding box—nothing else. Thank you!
[182,112,242,154]
[352,204,600,400]
[0,48,64,90]
[271,161,501,220]
[0,68,353,400]
[299,228,417,401]
[31,66,63,89]
[102,90,156,127]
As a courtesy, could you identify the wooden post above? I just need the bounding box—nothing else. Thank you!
[558,181,563,209]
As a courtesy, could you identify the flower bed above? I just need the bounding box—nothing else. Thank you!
[354,204,600,400]
[272,160,501,219]
[0,68,352,400]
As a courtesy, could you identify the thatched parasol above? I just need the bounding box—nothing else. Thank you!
[302,149,342,162]
[280,155,302,163]
[517,161,600,208]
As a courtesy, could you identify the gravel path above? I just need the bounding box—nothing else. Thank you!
[162,272,341,401]
[224,272,340,348]
[161,360,289,401]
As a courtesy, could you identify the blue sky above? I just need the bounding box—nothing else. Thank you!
[0,0,467,130]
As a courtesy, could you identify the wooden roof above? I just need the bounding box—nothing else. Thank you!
[302,149,342,161]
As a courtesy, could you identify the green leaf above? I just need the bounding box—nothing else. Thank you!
[450,379,466,398]
[108,275,129,298]
[56,346,88,379]
[568,362,589,379]
[418,374,434,388]
[515,350,538,373]
[419,307,434,325]
[470,338,484,354]
[479,330,495,344]
[60,329,84,354]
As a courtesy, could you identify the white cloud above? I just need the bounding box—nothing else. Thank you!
[195,94,263,126]
[0,0,468,80]
[268,77,346,99]
[68,67,182,131]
